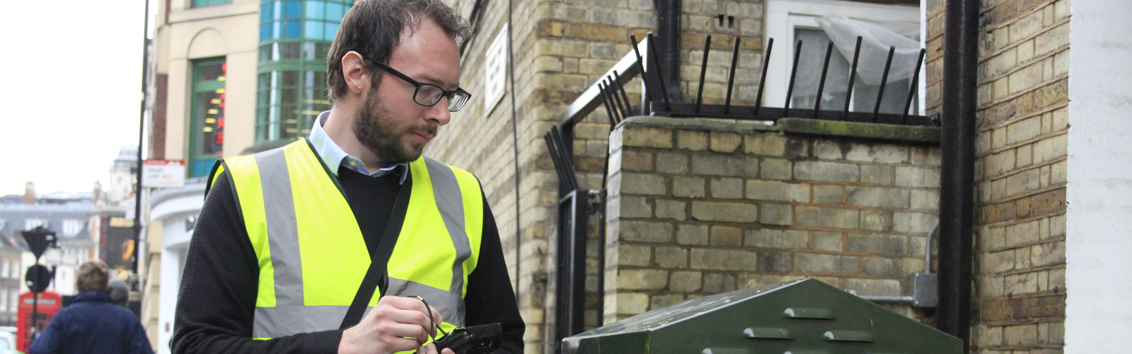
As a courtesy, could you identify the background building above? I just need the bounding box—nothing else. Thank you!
[0,184,96,325]
[139,0,1132,353]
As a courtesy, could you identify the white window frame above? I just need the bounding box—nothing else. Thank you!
[764,0,924,114]
[63,219,84,237]
[24,219,47,230]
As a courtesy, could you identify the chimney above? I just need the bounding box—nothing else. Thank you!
[22,181,36,204]
[93,180,103,202]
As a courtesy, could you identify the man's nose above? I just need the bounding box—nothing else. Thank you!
[426,97,452,126]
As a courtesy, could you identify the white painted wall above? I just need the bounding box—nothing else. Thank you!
[1065,1,1132,353]
[149,184,204,354]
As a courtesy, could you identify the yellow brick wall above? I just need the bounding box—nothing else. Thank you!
[925,0,1070,352]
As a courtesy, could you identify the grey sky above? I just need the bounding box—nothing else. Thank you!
[0,1,147,196]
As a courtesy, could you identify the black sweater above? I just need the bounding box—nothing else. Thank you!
[172,166,524,353]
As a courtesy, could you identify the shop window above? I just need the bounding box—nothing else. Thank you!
[190,58,227,178]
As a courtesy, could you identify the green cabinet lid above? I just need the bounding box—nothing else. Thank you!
[562,278,961,354]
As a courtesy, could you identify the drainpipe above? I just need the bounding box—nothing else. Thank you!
[938,0,978,351]
[656,0,681,102]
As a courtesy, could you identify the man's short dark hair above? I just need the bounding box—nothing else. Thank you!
[326,0,471,103]
[76,260,110,292]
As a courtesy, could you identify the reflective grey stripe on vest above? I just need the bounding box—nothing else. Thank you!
[251,154,472,338]
[420,157,472,326]
[256,150,304,305]
[252,149,305,338]
[254,306,348,338]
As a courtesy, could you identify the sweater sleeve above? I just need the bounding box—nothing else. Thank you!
[462,191,526,354]
[171,171,342,354]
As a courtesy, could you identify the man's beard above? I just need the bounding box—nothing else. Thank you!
[353,91,436,165]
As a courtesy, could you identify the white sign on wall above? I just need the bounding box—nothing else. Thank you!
[484,24,508,116]
[143,160,186,188]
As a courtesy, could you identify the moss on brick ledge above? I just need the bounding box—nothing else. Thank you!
[778,118,941,144]
[619,116,781,134]
[619,116,941,144]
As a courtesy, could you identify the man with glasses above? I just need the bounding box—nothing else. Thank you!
[171,0,523,353]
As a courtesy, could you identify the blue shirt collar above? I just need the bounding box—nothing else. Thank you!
[309,111,408,184]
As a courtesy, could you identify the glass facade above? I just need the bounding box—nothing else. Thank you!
[256,0,352,142]
[190,58,227,178]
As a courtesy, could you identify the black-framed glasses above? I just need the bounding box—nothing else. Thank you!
[369,61,471,112]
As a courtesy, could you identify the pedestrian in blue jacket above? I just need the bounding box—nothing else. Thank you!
[28,260,153,354]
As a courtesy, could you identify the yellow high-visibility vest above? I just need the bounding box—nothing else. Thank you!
[209,139,484,341]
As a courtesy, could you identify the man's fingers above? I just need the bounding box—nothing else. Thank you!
[380,336,426,353]
[382,318,430,341]
[380,295,428,310]
[382,296,444,328]
[429,306,443,326]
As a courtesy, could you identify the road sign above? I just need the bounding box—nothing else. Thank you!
[25,265,53,293]
[21,226,56,260]
[143,159,186,188]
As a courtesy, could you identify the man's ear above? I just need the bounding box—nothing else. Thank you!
[342,51,371,94]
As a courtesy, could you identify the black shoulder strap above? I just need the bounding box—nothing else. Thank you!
[340,171,414,329]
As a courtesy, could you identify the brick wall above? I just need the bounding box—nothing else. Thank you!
[677,0,765,106]
[432,0,658,350]
[924,0,1069,352]
[604,116,941,324]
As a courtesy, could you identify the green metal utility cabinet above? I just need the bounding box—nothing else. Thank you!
[562,278,961,354]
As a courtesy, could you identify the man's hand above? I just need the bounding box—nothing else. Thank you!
[338,296,453,354]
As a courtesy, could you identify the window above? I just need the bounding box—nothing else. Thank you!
[190,58,227,178]
[192,0,231,8]
[24,219,47,230]
[255,0,353,142]
[764,0,923,116]
[1,261,7,280]
[62,219,84,237]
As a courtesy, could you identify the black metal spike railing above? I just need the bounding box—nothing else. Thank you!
[873,46,897,122]
[695,35,711,113]
[813,42,835,118]
[612,71,634,118]
[645,32,672,111]
[843,36,863,120]
[903,48,928,123]
[597,82,618,127]
[631,33,931,126]
[754,38,774,116]
[629,35,655,106]
[724,37,741,114]
[544,126,578,193]
[783,40,803,118]
[543,126,587,345]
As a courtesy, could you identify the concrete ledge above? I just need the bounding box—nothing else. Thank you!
[778,118,941,144]
[619,116,782,134]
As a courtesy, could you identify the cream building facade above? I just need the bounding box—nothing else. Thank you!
[141,1,259,352]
